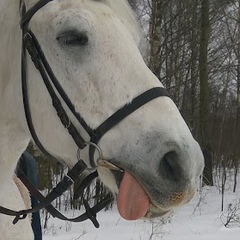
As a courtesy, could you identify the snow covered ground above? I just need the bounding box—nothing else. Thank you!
[43,175,240,240]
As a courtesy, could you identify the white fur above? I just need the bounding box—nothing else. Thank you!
[0,0,204,239]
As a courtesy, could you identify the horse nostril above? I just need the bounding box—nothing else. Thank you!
[159,151,183,182]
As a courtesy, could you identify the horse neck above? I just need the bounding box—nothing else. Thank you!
[0,1,22,107]
[0,1,30,192]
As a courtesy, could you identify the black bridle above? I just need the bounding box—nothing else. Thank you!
[0,0,169,228]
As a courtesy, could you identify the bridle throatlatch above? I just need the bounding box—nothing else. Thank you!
[0,0,169,228]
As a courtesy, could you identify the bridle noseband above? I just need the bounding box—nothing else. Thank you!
[0,0,169,228]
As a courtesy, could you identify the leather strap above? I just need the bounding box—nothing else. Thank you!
[15,166,113,228]
[89,87,169,167]
[20,0,53,28]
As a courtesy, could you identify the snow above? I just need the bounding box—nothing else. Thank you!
[43,176,240,240]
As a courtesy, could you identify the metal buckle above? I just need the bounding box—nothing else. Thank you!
[77,142,103,171]
[77,142,123,172]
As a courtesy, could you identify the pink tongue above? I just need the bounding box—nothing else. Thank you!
[117,172,150,220]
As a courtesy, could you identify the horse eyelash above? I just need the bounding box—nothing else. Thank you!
[56,30,89,46]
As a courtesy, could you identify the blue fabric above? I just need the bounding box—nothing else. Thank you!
[19,151,42,240]
[21,151,38,186]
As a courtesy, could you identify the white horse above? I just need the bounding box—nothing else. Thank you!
[0,0,204,239]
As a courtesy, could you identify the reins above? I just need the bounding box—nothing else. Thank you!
[0,0,169,228]
[0,161,113,228]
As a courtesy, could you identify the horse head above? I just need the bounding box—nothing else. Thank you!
[22,0,204,220]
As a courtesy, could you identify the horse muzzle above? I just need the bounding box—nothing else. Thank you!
[97,139,203,221]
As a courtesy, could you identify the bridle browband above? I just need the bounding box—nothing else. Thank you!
[0,0,169,228]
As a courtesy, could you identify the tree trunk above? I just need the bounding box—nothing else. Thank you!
[189,0,199,133]
[199,0,213,186]
[149,0,163,77]
[233,0,240,192]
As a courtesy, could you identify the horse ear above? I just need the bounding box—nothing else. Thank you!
[127,0,138,11]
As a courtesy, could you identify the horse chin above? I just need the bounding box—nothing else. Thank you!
[145,204,170,219]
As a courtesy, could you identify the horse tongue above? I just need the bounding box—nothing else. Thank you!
[117,172,150,220]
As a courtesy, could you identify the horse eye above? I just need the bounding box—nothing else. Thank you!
[56,30,89,46]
